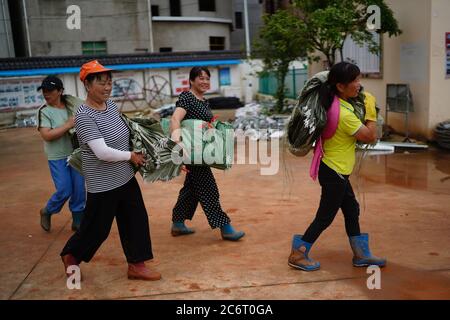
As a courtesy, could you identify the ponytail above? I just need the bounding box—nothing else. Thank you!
[61,93,67,105]
[319,81,336,111]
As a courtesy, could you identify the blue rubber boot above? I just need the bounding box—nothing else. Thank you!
[288,235,320,271]
[221,223,245,241]
[171,222,195,237]
[349,233,386,267]
[71,211,83,232]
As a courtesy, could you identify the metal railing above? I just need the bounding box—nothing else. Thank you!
[259,67,308,99]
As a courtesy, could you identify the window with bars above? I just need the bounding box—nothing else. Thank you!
[265,0,275,14]
[209,37,225,51]
[151,5,159,16]
[82,41,107,55]
[265,0,291,14]
[170,0,181,16]
[235,12,243,29]
[341,32,382,76]
[199,0,216,12]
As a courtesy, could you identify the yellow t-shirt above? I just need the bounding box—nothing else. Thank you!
[322,98,363,175]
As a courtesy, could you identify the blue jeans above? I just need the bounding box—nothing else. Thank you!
[46,159,86,215]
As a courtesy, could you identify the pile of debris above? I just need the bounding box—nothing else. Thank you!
[153,103,176,118]
[435,120,450,149]
[233,102,291,140]
[15,110,37,128]
[149,101,295,141]
[15,116,37,128]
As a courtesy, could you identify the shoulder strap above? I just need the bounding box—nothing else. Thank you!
[37,104,48,130]
[340,103,354,113]
[322,95,340,140]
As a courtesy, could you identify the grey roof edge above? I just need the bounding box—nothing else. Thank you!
[0,50,245,71]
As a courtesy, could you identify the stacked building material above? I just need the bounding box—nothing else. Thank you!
[435,120,450,149]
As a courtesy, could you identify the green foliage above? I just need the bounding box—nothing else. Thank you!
[254,9,308,113]
[293,0,402,67]
[254,0,401,110]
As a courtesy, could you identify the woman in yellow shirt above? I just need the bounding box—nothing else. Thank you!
[288,62,386,271]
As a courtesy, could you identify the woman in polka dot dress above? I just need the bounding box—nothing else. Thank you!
[169,66,245,241]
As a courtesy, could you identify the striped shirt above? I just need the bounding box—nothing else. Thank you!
[75,100,134,193]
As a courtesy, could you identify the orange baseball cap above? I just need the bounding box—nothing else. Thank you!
[79,60,112,82]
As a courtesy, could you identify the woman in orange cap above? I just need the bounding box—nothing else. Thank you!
[60,60,161,281]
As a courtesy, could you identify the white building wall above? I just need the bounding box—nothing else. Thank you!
[153,22,230,52]
[0,0,14,58]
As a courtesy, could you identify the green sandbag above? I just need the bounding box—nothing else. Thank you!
[67,148,82,174]
[68,115,182,183]
[121,115,182,182]
[287,71,328,156]
[287,71,370,156]
[348,91,369,123]
[160,117,234,170]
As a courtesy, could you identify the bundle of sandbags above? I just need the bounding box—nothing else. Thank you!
[68,115,182,183]
[286,71,328,156]
[286,71,371,156]
[123,115,182,182]
[160,117,234,170]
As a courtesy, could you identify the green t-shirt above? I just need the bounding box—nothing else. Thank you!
[322,98,363,175]
[37,95,83,160]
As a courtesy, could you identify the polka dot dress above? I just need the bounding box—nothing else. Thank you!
[176,90,213,122]
[172,91,231,229]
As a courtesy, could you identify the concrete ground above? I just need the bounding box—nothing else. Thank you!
[0,127,449,300]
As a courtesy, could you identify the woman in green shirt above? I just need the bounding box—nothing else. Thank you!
[37,76,85,232]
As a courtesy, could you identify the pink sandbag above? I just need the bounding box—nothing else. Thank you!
[310,96,340,180]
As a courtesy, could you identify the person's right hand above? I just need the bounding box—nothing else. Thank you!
[130,151,146,167]
[177,141,191,162]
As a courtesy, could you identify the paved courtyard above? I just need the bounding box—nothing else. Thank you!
[1,127,449,300]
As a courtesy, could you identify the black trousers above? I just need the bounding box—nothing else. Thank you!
[302,161,361,244]
[172,165,231,229]
[60,177,153,264]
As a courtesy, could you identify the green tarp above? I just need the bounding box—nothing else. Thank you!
[68,114,235,182]
[160,117,234,170]
[287,71,328,156]
[68,115,182,183]
[287,71,370,156]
